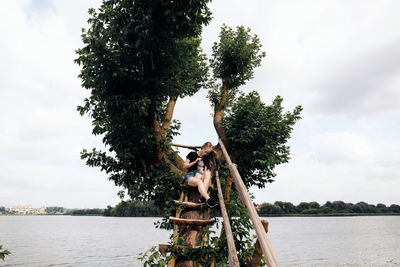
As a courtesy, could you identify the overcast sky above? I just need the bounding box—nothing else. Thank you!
[1,0,399,208]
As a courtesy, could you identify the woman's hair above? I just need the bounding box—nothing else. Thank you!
[202,141,213,149]
[202,141,217,170]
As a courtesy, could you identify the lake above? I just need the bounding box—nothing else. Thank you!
[0,216,399,266]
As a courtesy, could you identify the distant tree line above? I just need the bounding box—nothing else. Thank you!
[67,208,105,216]
[56,201,162,216]
[104,200,163,217]
[258,201,400,216]
[34,201,400,217]
[45,207,65,214]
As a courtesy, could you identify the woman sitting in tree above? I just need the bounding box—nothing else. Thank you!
[183,141,217,208]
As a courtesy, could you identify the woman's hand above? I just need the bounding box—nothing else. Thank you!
[183,157,202,169]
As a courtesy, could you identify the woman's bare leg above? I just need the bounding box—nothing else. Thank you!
[202,170,211,192]
[188,178,210,200]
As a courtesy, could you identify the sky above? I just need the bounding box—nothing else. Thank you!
[1,0,399,208]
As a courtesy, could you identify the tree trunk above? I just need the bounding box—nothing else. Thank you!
[176,188,209,267]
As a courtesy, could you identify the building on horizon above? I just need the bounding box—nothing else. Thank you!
[6,205,47,215]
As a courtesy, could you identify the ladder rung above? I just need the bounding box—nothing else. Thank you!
[169,216,215,226]
[173,200,208,209]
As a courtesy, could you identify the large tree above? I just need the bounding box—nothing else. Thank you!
[76,0,301,265]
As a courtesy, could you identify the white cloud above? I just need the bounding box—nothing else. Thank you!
[310,132,374,164]
[311,40,400,116]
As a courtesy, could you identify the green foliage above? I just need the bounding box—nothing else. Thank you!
[176,243,218,266]
[209,25,266,99]
[105,200,163,217]
[297,202,311,211]
[259,203,282,215]
[274,201,296,214]
[67,209,105,216]
[223,92,302,187]
[139,238,219,266]
[138,246,171,267]
[0,245,10,261]
[308,201,321,209]
[301,208,319,215]
[390,204,400,213]
[76,0,212,205]
[228,198,255,265]
[207,25,302,191]
[258,201,400,216]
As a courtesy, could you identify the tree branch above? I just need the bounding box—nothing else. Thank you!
[172,153,185,170]
[214,80,229,147]
[163,154,185,178]
[150,100,164,163]
[171,143,201,150]
[150,97,185,173]
[161,96,178,138]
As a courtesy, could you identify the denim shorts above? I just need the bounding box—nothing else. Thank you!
[184,171,197,184]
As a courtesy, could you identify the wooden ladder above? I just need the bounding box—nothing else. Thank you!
[162,141,279,266]
[159,184,217,266]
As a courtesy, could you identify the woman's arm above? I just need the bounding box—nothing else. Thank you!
[183,157,201,169]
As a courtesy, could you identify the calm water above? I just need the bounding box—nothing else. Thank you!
[0,216,399,266]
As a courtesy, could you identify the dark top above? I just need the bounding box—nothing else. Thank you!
[186,151,209,172]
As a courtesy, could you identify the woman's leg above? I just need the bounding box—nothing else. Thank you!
[202,170,211,192]
[188,177,210,201]
[199,171,217,208]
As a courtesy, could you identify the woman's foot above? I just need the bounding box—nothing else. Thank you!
[198,196,206,204]
[206,197,218,208]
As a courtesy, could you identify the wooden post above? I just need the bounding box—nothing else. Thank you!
[218,139,280,267]
[215,171,240,267]
[248,220,269,266]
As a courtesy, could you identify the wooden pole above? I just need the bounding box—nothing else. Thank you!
[171,143,201,150]
[215,171,240,267]
[248,220,269,266]
[218,139,280,267]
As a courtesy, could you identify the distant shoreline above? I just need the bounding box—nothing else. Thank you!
[2,200,399,217]
[1,213,400,217]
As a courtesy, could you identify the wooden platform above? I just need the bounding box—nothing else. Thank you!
[173,200,208,209]
[169,216,215,226]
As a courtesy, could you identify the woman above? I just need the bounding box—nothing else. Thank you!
[183,141,217,208]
